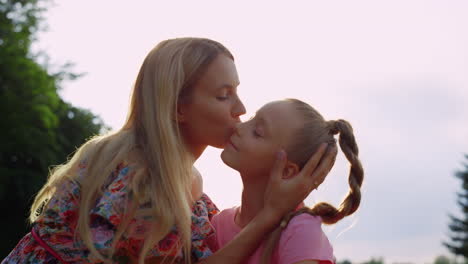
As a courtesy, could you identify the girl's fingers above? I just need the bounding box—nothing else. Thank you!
[309,145,338,189]
[270,150,287,181]
[300,143,328,179]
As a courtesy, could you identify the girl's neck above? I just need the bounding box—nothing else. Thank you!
[235,172,269,228]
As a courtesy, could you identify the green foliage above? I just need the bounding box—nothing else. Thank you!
[361,257,384,264]
[445,155,468,258]
[0,0,107,256]
[435,255,452,264]
[433,255,468,264]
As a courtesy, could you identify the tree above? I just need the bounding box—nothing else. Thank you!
[0,0,107,256]
[361,257,384,264]
[434,255,451,264]
[444,155,468,259]
[433,255,468,264]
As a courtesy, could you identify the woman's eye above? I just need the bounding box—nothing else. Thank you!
[216,96,228,101]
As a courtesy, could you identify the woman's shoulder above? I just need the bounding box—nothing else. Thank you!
[191,167,204,201]
[193,193,219,219]
[190,193,220,261]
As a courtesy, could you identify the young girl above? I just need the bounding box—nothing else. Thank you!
[2,39,337,264]
[213,99,364,264]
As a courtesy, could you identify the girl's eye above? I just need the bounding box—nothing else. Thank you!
[216,96,228,101]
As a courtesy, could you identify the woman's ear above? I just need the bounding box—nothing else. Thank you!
[176,104,187,123]
[282,161,300,179]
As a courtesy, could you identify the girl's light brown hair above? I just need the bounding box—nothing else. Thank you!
[261,98,364,264]
[30,37,233,264]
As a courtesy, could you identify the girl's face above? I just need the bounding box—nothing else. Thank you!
[178,55,246,150]
[221,101,303,177]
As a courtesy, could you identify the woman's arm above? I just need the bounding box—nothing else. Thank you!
[198,143,338,264]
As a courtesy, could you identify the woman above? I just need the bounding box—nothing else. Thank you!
[3,38,337,264]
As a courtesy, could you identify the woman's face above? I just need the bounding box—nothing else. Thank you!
[178,55,246,152]
[221,101,303,177]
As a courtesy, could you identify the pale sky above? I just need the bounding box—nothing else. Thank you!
[35,1,468,263]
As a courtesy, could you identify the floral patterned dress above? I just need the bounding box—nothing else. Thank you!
[2,162,219,264]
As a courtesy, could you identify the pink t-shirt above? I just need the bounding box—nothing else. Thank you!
[211,207,335,264]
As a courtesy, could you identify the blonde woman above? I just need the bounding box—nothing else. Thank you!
[2,38,337,264]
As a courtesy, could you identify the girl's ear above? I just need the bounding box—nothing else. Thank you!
[282,161,300,179]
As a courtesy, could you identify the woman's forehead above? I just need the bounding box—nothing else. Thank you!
[196,55,239,93]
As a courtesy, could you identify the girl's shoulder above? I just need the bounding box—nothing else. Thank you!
[276,214,335,264]
[281,213,327,245]
[286,213,323,229]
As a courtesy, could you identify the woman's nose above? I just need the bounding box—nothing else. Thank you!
[232,97,246,118]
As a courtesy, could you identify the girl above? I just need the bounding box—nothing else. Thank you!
[2,38,337,264]
[213,99,364,264]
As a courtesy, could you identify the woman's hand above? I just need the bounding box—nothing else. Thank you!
[263,143,338,220]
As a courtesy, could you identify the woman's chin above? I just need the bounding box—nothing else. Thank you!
[220,150,234,168]
[220,150,228,163]
[210,140,228,149]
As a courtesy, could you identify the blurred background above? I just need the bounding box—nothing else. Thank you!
[1,0,467,263]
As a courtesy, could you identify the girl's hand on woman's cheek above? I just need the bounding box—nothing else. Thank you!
[263,143,338,220]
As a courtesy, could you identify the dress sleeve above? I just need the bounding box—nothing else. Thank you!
[190,193,220,261]
[276,214,335,264]
[33,162,138,263]
[88,164,185,261]
[83,164,222,262]
[83,164,129,259]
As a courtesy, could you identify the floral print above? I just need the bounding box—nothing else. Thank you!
[2,162,219,264]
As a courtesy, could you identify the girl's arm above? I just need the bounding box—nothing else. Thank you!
[198,143,337,264]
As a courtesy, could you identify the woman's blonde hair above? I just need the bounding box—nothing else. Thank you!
[261,98,364,264]
[30,37,234,264]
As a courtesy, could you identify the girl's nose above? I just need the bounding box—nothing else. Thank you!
[234,122,244,136]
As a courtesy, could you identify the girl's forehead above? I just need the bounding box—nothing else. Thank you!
[258,101,293,117]
[258,101,303,141]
